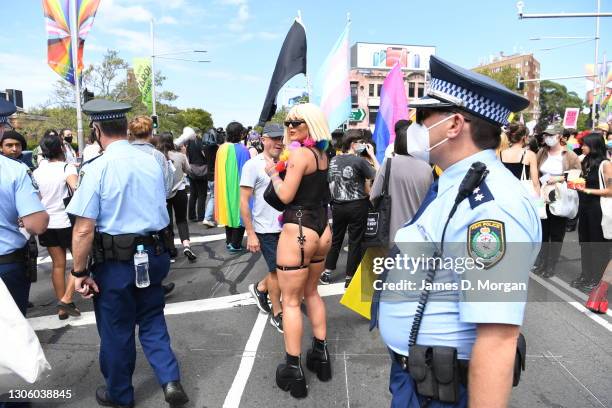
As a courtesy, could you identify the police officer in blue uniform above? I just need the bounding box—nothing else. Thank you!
[0,99,48,320]
[371,56,541,407]
[66,99,188,408]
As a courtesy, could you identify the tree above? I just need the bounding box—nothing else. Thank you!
[473,66,521,92]
[538,80,584,128]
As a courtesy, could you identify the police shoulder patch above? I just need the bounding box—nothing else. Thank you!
[26,168,39,190]
[467,219,505,269]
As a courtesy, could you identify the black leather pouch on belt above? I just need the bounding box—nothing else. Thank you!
[25,236,38,283]
[408,345,461,404]
[513,333,527,387]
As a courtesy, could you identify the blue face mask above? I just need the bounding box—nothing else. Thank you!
[607,140,612,150]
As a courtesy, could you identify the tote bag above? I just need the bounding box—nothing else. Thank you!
[363,158,392,248]
[599,160,612,239]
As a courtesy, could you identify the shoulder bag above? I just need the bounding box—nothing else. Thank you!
[599,160,612,239]
[363,158,392,248]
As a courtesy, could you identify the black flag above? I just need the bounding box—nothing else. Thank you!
[257,19,307,126]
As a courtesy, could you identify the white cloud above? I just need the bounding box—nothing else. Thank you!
[158,16,178,25]
[0,52,62,109]
[219,0,250,32]
[96,0,154,23]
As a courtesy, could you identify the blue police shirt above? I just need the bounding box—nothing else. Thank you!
[378,149,541,359]
[0,154,45,255]
[66,139,169,235]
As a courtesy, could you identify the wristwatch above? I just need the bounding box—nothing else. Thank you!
[71,268,89,278]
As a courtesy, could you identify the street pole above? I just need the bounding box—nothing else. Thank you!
[150,18,158,133]
[593,0,601,128]
[69,0,84,156]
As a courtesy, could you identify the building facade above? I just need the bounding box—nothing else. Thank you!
[473,53,541,120]
[348,42,436,130]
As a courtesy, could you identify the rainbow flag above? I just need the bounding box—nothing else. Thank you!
[43,0,100,85]
[214,143,251,227]
[312,23,351,132]
[372,63,409,163]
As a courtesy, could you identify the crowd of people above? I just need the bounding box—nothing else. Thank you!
[1,54,611,407]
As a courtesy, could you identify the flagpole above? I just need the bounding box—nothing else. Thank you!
[296,10,312,99]
[345,12,351,131]
[150,18,158,134]
[69,0,84,157]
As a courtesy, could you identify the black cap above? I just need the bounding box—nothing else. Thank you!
[83,99,132,122]
[0,99,16,125]
[412,55,530,125]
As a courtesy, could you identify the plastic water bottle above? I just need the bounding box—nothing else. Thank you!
[134,245,150,288]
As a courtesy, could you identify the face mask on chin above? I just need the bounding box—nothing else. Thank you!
[405,114,456,163]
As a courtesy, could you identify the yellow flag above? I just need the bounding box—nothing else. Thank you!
[340,247,387,319]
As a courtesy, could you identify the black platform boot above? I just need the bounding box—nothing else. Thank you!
[306,337,332,381]
[276,353,307,398]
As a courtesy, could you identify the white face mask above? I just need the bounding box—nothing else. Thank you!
[405,114,456,162]
[544,136,558,147]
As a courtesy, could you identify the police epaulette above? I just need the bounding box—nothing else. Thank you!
[468,180,494,209]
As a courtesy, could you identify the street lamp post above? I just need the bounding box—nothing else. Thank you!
[148,18,210,131]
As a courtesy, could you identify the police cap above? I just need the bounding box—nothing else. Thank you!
[412,55,530,126]
[0,99,17,125]
[83,99,132,122]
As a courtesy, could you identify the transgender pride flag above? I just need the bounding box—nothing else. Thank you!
[312,24,351,132]
[373,63,409,163]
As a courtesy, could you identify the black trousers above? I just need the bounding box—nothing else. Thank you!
[578,199,611,283]
[325,199,369,277]
[536,205,567,272]
[167,189,190,243]
[226,226,245,248]
[188,178,208,221]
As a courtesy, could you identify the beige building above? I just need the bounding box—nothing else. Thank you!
[348,42,436,130]
[473,53,541,120]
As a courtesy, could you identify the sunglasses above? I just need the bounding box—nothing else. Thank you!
[284,120,305,128]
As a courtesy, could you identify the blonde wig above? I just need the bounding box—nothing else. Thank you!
[284,103,332,145]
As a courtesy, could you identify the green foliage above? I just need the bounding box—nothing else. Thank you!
[473,66,521,92]
[538,80,584,128]
[19,49,213,142]
[270,106,289,125]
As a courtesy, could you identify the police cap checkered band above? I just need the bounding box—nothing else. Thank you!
[429,78,512,125]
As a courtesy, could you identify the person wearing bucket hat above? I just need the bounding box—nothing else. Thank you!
[371,55,541,407]
[533,123,581,278]
[66,99,189,408]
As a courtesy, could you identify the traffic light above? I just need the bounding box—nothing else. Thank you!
[151,115,159,129]
[517,76,525,91]
[83,88,94,103]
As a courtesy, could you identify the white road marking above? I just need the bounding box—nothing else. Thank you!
[545,350,607,408]
[222,312,268,408]
[35,233,227,265]
[530,273,612,333]
[343,351,351,408]
[548,276,612,318]
[28,283,346,331]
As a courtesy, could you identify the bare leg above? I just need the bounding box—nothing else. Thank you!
[277,223,319,356]
[304,226,331,341]
[267,272,282,316]
[48,246,67,301]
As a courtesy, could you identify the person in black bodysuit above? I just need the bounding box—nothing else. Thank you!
[264,103,332,399]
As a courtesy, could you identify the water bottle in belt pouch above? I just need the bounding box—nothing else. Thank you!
[134,245,150,288]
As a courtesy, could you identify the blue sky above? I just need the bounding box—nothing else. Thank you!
[1,0,611,127]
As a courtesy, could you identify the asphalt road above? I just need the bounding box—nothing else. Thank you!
[11,223,612,407]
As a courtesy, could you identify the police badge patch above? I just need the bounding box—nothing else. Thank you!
[467,220,506,269]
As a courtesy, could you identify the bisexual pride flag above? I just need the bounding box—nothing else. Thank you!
[372,63,409,163]
[312,23,351,132]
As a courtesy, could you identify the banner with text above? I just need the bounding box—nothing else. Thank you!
[133,57,153,111]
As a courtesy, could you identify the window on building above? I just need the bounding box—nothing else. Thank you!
[377,84,383,97]
[417,83,425,98]
[350,82,359,106]
[369,107,378,126]
[408,82,416,98]
[369,83,375,97]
